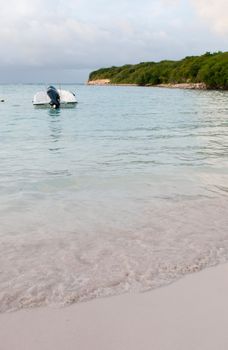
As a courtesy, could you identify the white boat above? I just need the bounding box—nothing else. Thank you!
[33,86,77,108]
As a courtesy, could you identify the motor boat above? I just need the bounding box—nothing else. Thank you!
[33,86,77,108]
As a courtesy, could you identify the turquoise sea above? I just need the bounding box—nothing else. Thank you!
[0,84,227,312]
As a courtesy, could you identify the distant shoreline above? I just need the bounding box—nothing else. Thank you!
[88,52,228,90]
[87,79,207,90]
[87,79,137,87]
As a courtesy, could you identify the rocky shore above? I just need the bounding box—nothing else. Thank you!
[87,79,111,85]
[87,79,207,89]
[156,82,206,90]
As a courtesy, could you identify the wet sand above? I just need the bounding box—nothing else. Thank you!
[1,263,228,350]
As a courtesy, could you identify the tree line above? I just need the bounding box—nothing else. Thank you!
[89,52,228,89]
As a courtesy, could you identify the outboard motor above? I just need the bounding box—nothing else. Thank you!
[47,86,60,109]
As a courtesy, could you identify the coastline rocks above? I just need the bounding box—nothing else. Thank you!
[87,79,110,85]
[155,83,207,90]
[87,80,207,90]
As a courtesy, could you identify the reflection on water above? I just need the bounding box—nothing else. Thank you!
[48,108,61,117]
[48,109,63,153]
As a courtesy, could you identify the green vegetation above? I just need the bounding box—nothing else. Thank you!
[89,52,228,89]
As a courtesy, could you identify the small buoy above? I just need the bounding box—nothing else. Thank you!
[0,99,4,102]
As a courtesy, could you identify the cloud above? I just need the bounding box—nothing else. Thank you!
[0,0,227,78]
[0,1,109,67]
[191,0,228,35]
[0,0,183,68]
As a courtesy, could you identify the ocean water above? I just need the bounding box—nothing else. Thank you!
[0,84,227,312]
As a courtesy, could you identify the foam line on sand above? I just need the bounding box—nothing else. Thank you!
[1,263,228,350]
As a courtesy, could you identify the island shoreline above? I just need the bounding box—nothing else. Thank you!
[87,80,208,90]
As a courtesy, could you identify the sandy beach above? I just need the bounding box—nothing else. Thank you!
[87,79,207,89]
[1,263,228,350]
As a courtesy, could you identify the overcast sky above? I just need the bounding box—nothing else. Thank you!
[0,0,227,83]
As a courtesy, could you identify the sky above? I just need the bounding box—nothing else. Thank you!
[0,0,227,83]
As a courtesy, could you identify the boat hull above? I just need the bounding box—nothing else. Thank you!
[34,102,77,108]
[33,89,77,108]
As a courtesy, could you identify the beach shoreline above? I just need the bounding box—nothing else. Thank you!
[1,263,228,350]
[87,79,207,89]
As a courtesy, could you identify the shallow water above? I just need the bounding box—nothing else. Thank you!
[0,84,227,312]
